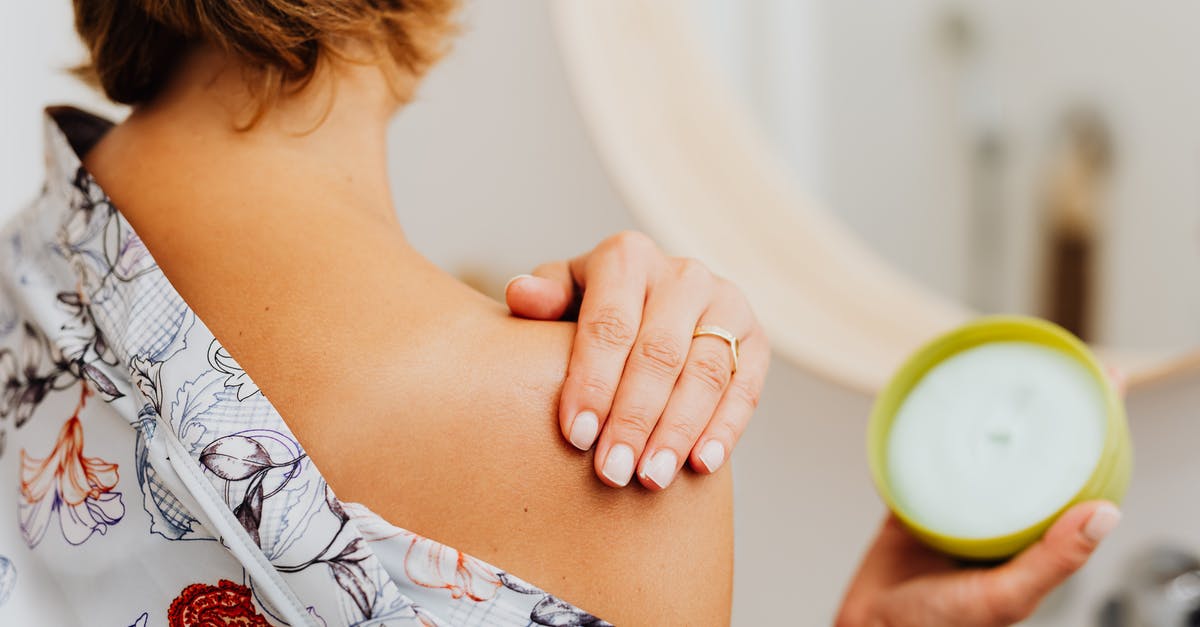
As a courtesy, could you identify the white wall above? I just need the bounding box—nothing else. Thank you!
[696,1,1200,355]
[0,0,127,212]
[5,2,1199,625]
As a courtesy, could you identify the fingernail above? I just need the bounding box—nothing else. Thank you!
[504,274,535,292]
[640,450,679,489]
[568,411,599,450]
[1083,503,1122,543]
[697,440,725,473]
[601,444,635,487]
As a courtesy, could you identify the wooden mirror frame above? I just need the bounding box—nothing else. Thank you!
[551,0,1199,394]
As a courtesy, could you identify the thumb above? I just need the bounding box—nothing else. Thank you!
[505,261,576,320]
[980,501,1121,621]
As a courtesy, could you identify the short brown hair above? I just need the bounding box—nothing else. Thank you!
[72,0,458,106]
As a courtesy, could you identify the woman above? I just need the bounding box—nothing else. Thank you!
[0,1,1117,625]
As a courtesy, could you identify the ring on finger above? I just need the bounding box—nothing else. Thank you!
[692,325,739,374]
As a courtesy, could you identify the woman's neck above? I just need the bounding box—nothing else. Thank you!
[118,46,403,224]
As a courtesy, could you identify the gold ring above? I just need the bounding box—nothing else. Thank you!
[693,325,739,374]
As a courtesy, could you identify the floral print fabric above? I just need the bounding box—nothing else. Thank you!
[19,389,124,548]
[0,107,609,627]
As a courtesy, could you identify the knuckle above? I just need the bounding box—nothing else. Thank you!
[662,417,703,445]
[729,376,762,410]
[607,410,656,440]
[608,230,655,253]
[685,350,732,392]
[584,306,636,349]
[576,373,616,400]
[672,257,712,284]
[635,332,686,377]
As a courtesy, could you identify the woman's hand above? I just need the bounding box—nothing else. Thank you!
[504,231,768,490]
[836,501,1122,627]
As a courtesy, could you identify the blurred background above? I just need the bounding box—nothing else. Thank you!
[5,1,1200,625]
[695,0,1200,356]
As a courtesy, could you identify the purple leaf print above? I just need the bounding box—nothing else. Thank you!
[497,572,541,595]
[501,572,612,627]
[333,536,370,564]
[200,432,305,549]
[529,596,610,627]
[232,469,266,545]
[295,527,380,621]
[81,363,120,399]
[200,435,274,481]
[329,558,374,619]
[325,483,347,521]
[92,330,108,362]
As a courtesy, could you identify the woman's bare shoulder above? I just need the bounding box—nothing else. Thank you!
[87,133,733,625]
[302,311,734,625]
[232,252,735,625]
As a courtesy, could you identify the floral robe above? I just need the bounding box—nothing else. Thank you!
[0,107,610,627]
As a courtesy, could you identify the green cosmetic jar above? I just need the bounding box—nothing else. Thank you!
[867,316,1132,560]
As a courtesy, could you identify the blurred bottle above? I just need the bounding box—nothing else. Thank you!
[1039,107,1113,341]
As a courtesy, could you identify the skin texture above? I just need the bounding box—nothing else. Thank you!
[82,48,733,625]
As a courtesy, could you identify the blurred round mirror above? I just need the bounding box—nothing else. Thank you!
[692,1,1200,357]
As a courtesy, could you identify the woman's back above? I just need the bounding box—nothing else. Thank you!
[0,52,733,626]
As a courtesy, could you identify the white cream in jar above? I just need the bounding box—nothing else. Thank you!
[885,341,1108,539]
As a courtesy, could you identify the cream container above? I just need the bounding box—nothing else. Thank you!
[867,316,1132,559]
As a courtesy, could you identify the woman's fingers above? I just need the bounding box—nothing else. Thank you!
[558,232,658,454]
[971,501,1119,623]
[505,261,575,321]
[511,231,766,488]
[633,333,730,489]
[686,321,768,476]
[592,259,713,487]
[635,290,756,490]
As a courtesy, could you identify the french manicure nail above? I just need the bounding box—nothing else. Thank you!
[504,274,535,292]
[569,411,599,450]
[1083,503,1121,543]
[698,440,725,473]
[602,444,635,487]
[641,450,679,489]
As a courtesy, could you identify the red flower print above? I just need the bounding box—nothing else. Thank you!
[19,388,124,547]
[168,579,270,627]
